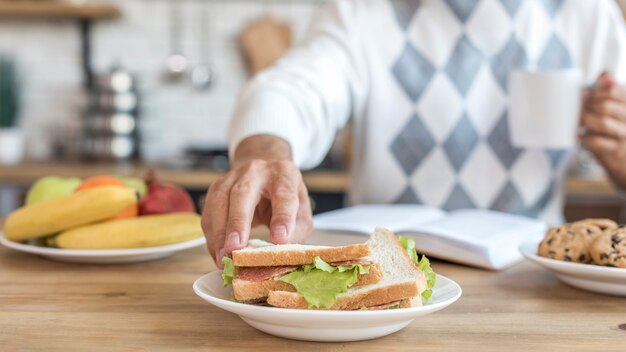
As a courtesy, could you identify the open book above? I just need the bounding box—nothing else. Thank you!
[311,204,547,270]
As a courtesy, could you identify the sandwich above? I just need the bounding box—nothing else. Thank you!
[222,239,383,306]
[222,227,436,310]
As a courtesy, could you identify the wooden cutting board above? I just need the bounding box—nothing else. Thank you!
[240,17,292,75]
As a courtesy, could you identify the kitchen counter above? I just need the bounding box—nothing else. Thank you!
[2,232,626,351]
[0,162,348,193]
[0,162,619,196]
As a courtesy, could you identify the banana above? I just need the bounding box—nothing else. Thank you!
[55,213,202,249]
[4,186,137,242]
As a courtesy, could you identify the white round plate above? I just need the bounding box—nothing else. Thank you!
[519,240,626,296]
[193,271,462,342]
[0,232,205,264]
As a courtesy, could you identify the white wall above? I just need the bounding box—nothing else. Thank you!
[0,0,320,162]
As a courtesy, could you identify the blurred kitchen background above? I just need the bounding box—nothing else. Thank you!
[1,0,626,221]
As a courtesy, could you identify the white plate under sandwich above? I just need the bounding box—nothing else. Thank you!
[0,232,205,264]
[519,240,626,296]
[193,271,462,342]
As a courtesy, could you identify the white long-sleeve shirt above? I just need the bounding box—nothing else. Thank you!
[229,0,626,225]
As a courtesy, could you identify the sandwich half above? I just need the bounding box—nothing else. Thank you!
[266,228,433,310]
[223,239,383,304]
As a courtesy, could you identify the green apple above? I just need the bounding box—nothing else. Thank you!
[25,176,82,205]
[117,176,147,198]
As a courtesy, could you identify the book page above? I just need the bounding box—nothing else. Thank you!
[411,209,546,246]
[313,204,446,234]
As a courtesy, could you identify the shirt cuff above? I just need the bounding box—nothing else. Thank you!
[228,89,309,168]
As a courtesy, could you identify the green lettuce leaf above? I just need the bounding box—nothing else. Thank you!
[398,236,436,300]
[279,256,369,309]
[301,256,370,275]
[221,257,236,287]
[418,255,436,300]
[399,236,418,263]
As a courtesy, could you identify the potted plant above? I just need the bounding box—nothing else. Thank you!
[0,56,23,165]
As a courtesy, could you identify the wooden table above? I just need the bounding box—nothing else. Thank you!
[2,241,626,351]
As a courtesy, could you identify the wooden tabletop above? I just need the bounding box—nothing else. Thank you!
[2,238,626,351]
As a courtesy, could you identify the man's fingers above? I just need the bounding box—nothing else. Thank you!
[201,174,236,268]
[589,99,626,121]
[582,134,620,154]
[269,161,301,244]
[292,183,314,244]
[590,83,626,103]
[224,167,264,254]
[581,111,626,139]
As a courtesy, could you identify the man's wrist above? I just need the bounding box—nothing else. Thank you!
[232,134,293,168]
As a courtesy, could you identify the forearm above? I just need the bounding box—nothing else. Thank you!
[232,135,293,168]
[228,1,362,170]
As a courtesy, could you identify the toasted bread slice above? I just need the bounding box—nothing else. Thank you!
[399,295,423,308]
[232,243,370,267]
[233,262,383,302]
[266,227,428,310]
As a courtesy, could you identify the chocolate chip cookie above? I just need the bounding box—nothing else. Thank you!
[574,218,618,231]
[537,222,605,263]
[590,226,626,268]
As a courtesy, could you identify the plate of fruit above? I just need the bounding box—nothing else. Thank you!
[0,172,206,264]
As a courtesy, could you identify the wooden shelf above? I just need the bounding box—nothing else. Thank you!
[0,1,120,20]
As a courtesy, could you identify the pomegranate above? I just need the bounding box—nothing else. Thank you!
[139,171,196,215]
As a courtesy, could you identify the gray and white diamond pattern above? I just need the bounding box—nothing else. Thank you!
[444,0,480,23]
[445,34,483,96]
[500,0,523,17]
[394,186,422,204]
[388,0,575,218]
[490,35,528,91]
[513,0,553,62]
[539,0,564,18]
[390,113,436,175]
[390,0,423,30]
[459,143,508,208]
[442,184,476,211]
[466,0,512,56]
[466,65,507,136]
[411,149,456,206]
[392,43,436,102]
[487,112,522,169]
[510,151,552,206]
[416,73,463,142]
[443,112,479,171]
[538,34,573,70]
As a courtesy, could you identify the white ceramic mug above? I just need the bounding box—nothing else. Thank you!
[508,69,583,149]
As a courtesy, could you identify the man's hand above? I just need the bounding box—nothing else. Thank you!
[580,72,626,188]
[201,135,313,268]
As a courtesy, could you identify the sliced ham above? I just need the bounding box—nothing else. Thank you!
[235,265,299,282]
[235,258,373,282]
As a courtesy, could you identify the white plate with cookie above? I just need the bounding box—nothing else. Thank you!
[519,240,626,296]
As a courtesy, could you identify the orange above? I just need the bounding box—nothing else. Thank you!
[76,176,138,220]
